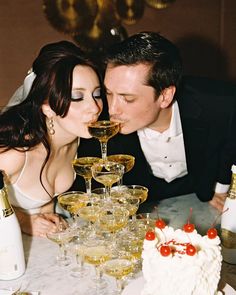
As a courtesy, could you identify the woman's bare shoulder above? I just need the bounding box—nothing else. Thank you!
[0,148,26,176]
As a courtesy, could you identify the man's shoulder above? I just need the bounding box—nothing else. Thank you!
[180,75,236,96]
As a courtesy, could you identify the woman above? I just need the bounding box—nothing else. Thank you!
[0,41,103,237]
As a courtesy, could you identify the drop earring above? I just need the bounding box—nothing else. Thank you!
[48,118,55,135]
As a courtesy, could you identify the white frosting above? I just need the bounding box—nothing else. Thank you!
[141,226,222,295]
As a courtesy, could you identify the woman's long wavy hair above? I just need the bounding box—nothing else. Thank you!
[0,40,103,196]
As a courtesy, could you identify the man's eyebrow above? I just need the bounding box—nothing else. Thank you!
[105,88,136,97]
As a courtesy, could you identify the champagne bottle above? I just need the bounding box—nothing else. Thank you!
[0,170,25,280]
[221,164,236,264]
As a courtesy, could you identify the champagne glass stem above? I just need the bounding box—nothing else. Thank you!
[58,243,67,260]
[94,266,104,294]
[116,278,124,295]
[100,141,107,162]
[117,177,123,188]
[84,178,92,195]
[105,185,112,201]
[76,254,83,271]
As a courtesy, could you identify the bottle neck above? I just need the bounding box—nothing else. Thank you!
[0,187,14,219]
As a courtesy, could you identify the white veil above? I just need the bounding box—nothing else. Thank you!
[1,70,36,112]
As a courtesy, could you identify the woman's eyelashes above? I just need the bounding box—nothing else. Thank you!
[92,88,102,99]
[71,91,83,101]
[71,88,102,102]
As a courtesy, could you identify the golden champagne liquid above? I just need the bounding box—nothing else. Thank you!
[107,154,135,173]
[95,174,121,186]
[58,194,89,214]
[78,206,100,223]
[84,246,111,265]
[103,259,134,279]
[47,233,72,245]
[128,241,143,260]
[111,195,140,216]
[88,121,119,142]
[72,157,101,179]
[127,187,148,204]
[125,204,138,216]
[99,217,128,233]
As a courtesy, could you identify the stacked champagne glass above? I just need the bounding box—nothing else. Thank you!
[46,120,156,295]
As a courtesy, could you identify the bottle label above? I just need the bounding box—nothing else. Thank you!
[0,189,14,219]
[0,244,21,276]
[0,207,14,219]
[221,228,236,248]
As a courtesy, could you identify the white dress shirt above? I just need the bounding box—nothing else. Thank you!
[137,101,229,193]
[137,101,187,183]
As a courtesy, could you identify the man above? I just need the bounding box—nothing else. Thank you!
[78,31,236,211]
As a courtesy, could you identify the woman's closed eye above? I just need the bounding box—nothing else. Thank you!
[92,88,102,100]
[71,91,84,101]
[71,88,102,101]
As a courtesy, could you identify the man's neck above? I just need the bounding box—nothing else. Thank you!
[148,105,173,133]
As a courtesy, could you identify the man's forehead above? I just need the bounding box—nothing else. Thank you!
[104,64,150,89]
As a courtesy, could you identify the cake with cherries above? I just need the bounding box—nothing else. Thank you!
[141,219,222,295]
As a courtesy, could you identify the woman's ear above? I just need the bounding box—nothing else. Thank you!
[41,103,55,118]
[160,86,176,109]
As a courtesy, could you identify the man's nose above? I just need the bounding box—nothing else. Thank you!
[108,98,121,116]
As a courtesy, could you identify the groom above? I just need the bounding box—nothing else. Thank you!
[77,31,236,212]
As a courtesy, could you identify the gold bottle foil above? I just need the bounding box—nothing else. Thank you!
[0,187,14,219]
[221,228,236,248]
[228,172,236,199]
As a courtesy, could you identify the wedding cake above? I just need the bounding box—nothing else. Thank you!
[141,221,222,295]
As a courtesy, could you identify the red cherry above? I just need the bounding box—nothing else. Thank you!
[155,219,166,229]
[183,223,195,233]
[186,244,196,256]
[160,245,171,256]
[145,231,155,241]
[207,228,218,239]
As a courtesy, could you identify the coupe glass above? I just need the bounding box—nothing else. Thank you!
[102,251,135,295]
[83,237,112,294]
[72,156,101,195]
[68,234,88,278]
[88,120,120,162]
[119,185,149,204]
[98,204,129,249]
[57,191,89,227]
[46,224,73,266]
[91,161,124,200]
[77,195,102,236]
[111,192,140,218]
[107,154,135,186]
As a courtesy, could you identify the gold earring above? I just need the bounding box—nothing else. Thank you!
[48,118,55,135]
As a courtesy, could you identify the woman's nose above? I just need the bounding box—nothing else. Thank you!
[89,98,103,114]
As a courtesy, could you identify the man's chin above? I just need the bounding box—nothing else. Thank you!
[119,126,135,135]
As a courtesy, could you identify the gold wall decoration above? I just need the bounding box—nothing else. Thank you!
[43,0,99,35]
[73,0,127,52]
[145,0,175,9]
[115,0,145,25]
[73,26,128,52]
[42,0,175,52]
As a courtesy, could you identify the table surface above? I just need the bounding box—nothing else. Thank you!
[0,193,236,294]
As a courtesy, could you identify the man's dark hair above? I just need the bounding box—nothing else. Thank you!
[104,31,183,96]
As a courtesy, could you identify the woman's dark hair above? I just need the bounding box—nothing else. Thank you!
[104,31,183,97]
[0,40,103,196]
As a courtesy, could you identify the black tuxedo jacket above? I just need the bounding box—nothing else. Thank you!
[76,76,236,203]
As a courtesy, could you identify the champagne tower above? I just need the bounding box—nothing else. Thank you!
[0,170,25,280]
[221,165,236,264]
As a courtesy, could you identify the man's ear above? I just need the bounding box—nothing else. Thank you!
[160,86,176,109]
[41,103,55,118]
